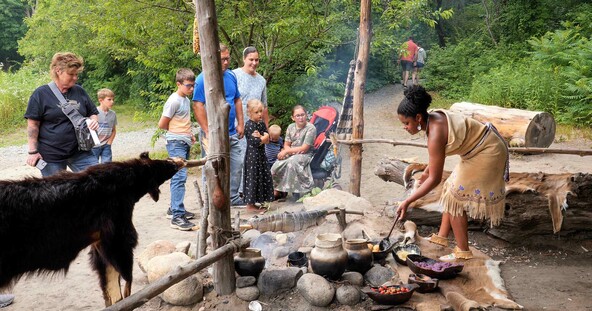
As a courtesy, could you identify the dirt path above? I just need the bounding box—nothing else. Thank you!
[2,84,591,310]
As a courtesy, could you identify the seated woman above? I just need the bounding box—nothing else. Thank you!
[271,105,317,198]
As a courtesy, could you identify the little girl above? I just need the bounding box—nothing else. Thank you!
[243,99,275,211]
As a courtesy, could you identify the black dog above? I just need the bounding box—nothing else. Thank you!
[0,152,183,306]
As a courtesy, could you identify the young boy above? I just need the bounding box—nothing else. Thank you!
[92,88,117,163]
[265,124,283,169]
[158,68,197,231]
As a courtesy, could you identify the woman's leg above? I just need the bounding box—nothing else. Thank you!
[438,212,452,238]
[449,212,469,251]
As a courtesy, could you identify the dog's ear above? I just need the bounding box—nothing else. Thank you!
[140,152,150,160]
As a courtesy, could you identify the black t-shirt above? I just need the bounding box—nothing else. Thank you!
[24,84,99,161]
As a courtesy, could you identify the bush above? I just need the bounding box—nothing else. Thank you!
[0,68,49,131]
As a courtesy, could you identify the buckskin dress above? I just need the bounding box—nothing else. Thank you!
[435,109,509,226]
[271,122,317,194]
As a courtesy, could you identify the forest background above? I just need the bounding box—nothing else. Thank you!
[1,0,591,147]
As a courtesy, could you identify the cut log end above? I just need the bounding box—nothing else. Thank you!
[525,112,556,148]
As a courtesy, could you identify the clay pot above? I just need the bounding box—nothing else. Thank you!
[310,233,348,280]
[344,239,373,274]
[234,248,266,277]
[287,251,308,267]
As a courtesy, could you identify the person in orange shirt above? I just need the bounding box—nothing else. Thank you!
[398,36,418,88]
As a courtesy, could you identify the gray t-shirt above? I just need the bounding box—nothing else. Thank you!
[233,68,267,121]
[162,92,193,145]
[96,109,117,145]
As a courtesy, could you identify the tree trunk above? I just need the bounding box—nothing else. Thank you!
[349,0,371,196]
[375,158,592,242]
[449,102,556,148]
[434,0,447,47]
[195,0,235,295]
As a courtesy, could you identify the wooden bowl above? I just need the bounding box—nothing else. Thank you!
[408,273,439,293]
[406,254,464,279]
[363,284,419,305]
[392,243,421,265]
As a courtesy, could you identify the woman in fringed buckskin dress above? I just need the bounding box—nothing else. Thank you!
[396,85,509,261]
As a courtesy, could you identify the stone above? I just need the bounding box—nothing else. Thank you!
[273,246,291,259]
[341,271,364,286]
[276,233,288,245]
[257,268,303,296]
[296,273,335,307]
[236,286,260,301]
[175,241,191,254]
[242,229,261,242]
[145,252,202,305]
[364,265,395,287]
[336,285,361,306]
[137,240,176,273]
[385,205,398,218]
[302,189,371,219]
[236,276,257,288]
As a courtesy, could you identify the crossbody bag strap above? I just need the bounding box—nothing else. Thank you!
[47,82,86,127]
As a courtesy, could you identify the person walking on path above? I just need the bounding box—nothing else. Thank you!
[398,36,418,88]
[395,85,509,261]
[412,46,427,85]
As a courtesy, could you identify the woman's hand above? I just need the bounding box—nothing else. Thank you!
[26,153,42,167]
[396,200,411,222]
[87,118,99,131]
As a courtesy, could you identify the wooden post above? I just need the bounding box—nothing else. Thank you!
[195,0,235,295]
[349,0,371,196]
[102,238,251,311]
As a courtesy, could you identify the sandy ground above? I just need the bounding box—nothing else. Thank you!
[1,84,591,310]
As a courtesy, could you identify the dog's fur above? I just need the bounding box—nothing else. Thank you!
[0,153,182,306]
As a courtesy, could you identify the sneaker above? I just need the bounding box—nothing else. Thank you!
[0,294,14,308]
[166,208,195,220]
[170,216,196,231]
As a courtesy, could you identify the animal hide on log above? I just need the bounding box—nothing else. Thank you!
[374,157,592,242]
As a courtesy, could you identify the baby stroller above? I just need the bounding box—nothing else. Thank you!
[309,104,342,188]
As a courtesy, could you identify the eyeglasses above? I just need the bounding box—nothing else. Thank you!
[183,83,194,88]
[221,57,231,62]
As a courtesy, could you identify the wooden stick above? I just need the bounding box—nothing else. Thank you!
[333,138,592,156]
[185,158,207,168]
[195,180,210,259]
[103,238,250,311]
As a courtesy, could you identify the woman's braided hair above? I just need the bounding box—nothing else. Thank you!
[397,85,432,121]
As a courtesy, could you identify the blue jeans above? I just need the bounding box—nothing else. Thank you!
[41,150,99,177]
[166,140,190,218]
[199,131,244,205]
[92,144,113,163]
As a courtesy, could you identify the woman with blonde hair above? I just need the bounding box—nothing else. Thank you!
[25,52,100,176]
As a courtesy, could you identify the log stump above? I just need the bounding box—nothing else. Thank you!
[449,102,556,148]
[375,157,592,242]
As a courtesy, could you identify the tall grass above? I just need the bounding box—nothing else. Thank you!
[0,68,50,133]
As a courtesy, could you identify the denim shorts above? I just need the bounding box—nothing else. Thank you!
[401,60,413,71]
